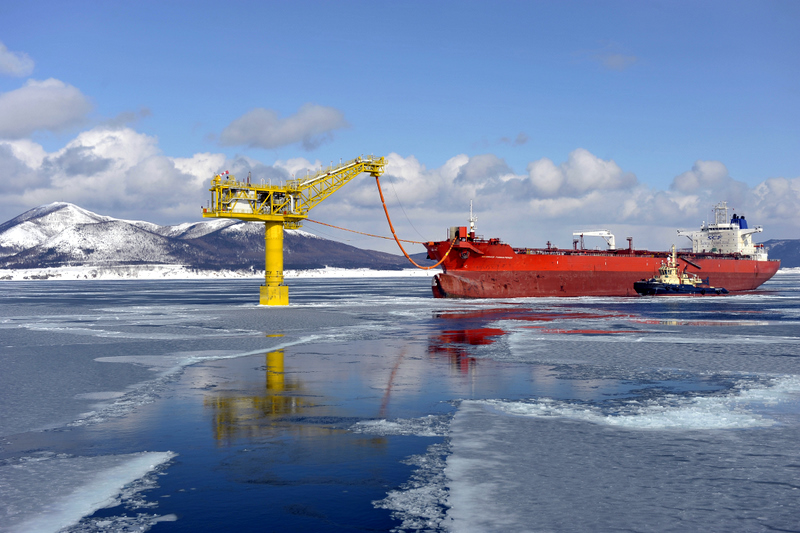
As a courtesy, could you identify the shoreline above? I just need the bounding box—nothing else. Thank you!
[0,264,438,281]
[1,264,796,282]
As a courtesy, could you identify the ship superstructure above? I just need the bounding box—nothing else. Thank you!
[677,201,767,260]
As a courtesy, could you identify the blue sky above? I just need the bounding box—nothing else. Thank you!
[0,1,798,252]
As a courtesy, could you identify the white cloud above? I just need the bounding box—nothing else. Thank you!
[1,131,797,254]
[0,143,45,192]
[527,148,637,198]
[0,41,34,77]
[173,152,227,182]
[219,104,348,150]
[68,127,160,164]
[0,127,227,224]
[455,154,514,186]
[752,177,800,221]
[274,157,322,179]
[671,160,729,192]
[526,158,563,196]
[318,152,800,252]
[329,152,471,211]
[0,79,93,139]
[0,138,47,168]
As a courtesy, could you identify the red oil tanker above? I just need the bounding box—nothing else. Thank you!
[423,202,780,298]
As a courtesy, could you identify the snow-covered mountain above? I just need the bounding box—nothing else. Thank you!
[0,202,417,273]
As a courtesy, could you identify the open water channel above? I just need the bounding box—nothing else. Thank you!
[1,272,799,532]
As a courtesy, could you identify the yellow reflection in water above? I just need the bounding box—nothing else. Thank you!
[204,349,322,443]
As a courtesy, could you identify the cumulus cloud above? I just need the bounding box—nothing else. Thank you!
[219,104,349,150]
[0,79,93,139]
[0,144,45,192]
[324,150,640,234]
[0,127,222,223]
[318,150,800,252]
[43,146,113,177]
[274,156,322,178]
[330,152,479,213]
[455,154,515,186]
[527,148,637,198]
[671,160,729,192]
[751,177,800,221]
[0,41,34,77]
[172,152,227,183]
[0,138,47,168]
[1,129,798,254]
[668,159,755,211]
[224,154,290,185]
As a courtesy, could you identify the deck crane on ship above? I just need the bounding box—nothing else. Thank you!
[202,155,387,305]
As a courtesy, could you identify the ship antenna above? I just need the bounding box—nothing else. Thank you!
[469,200,477,235]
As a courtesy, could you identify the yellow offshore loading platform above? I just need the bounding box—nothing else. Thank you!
[202,155,387,305]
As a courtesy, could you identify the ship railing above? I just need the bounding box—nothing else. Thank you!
[514,247,668,257]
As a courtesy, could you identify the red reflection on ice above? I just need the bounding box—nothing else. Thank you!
[524,326,642,335]
[429,327,507,373]
[434,309,625,323]
[438,327,506,345]
[632,319,767,327]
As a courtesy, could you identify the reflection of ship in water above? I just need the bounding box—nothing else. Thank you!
[428,310,518,373]
[428,328,502,373]
[427,307,650,371]
[204,349,321,443]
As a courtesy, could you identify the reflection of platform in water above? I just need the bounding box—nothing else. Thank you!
[204,349,390,448]
[204,349,326,443]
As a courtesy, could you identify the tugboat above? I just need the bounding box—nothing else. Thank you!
[633,246,729,296]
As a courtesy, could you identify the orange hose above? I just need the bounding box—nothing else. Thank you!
[374,175,456,270]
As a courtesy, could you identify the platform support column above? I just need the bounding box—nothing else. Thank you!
[260,221,288,305]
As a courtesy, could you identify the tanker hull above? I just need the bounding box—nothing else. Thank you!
[424,240,780,299]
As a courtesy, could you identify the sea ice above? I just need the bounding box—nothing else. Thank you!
[0,451,175,533]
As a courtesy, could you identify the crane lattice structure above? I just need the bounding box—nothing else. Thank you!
[202,155,387,305]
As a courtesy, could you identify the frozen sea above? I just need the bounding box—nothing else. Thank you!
[1,272,799,532]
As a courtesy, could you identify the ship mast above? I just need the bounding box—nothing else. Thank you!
[469,200,477,237]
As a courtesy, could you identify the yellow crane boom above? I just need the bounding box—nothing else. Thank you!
[202,155,387,305]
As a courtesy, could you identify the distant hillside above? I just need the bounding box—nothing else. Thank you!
[762,239,800,268]
[0,203,424,273]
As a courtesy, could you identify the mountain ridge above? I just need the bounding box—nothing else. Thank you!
[0,202,430,273]
[762,239,800,268]
[3,203,793,276]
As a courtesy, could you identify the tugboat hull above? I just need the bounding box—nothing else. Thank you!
[632,281,729,296]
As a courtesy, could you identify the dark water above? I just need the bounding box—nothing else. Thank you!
[1,273,799,532]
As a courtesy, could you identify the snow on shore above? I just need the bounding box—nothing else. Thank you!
[0,264,437,281]
[2,264,792,281]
